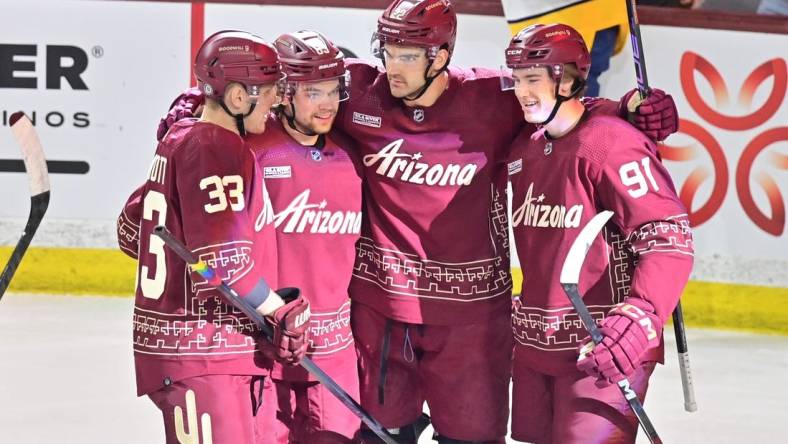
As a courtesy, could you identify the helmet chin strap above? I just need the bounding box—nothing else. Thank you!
[219,100,256,137]
[404,62,448,102]
[284,102,319,137]
[534,77,586,129]
[277,103,326,148]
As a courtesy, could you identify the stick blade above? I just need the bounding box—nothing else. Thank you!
[559,211,614,285]
[10,113,50,196]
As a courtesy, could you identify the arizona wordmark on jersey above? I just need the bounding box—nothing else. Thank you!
[273,189,362,235]
[362,138,478,187]
[338,61,524,325]
[511,182,584,229]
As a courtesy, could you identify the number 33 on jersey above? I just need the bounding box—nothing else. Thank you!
[129,120,277,309]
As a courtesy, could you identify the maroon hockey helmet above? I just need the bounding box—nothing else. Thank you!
[193,30,281,100]
[373,0,458,59]
[275,30,346,83]
[505,23,591,82]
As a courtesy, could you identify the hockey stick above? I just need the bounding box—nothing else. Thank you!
[626,0,698,413]
[153,226,398,444]
[560,211,662,444]
[0,113,51,301]
[672,301,697,411]
[625,0,651,99]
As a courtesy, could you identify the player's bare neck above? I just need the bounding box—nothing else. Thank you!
[545,99,585,139]
[403,71,449,108]
[280,115,320,146]
[201,102,240,136]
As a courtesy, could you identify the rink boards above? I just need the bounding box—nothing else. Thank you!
[1,1,786,333]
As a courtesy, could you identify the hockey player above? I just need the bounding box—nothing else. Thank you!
[117,31,311,443]
[341,3,678,443]
[341,3,518,442]
[504,24,693,443]
[250,30,363,444]
[152,2,680,442]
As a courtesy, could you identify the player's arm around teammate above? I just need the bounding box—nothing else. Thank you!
[504,24,693,444]
[118,31,310,444]
[144,4,681,443]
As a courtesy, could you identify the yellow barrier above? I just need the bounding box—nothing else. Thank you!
[3,247,786,335]
[0,247,136,296]
[511,268,788,335]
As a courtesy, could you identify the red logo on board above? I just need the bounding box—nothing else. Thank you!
[660,51,787,235]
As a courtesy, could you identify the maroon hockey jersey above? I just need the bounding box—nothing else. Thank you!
[336,60,524,325]
[128,119,278,395]
[248,117,362,381]
[508,112,694,375]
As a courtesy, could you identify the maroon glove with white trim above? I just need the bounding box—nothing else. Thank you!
[577,298,663,388]
[262,288,311,365]
[156,87,205,141]
[618,88,679,142]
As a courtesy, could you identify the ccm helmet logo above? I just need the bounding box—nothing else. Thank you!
[507,49,523,55]
[218,45,250,52]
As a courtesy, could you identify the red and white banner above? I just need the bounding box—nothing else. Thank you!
[600,25,787,286]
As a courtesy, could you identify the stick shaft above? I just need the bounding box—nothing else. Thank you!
[626,0,651,97]
[152,226,398,444]
[563,283,662,444]
[672,302,698,412]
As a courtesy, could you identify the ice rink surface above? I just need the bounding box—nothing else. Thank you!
[1,293,786,443]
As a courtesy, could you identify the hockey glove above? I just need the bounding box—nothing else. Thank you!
[618,88,679,142]
[156,87,206,141]
[577,298,662,388]
[262,288,311,365]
